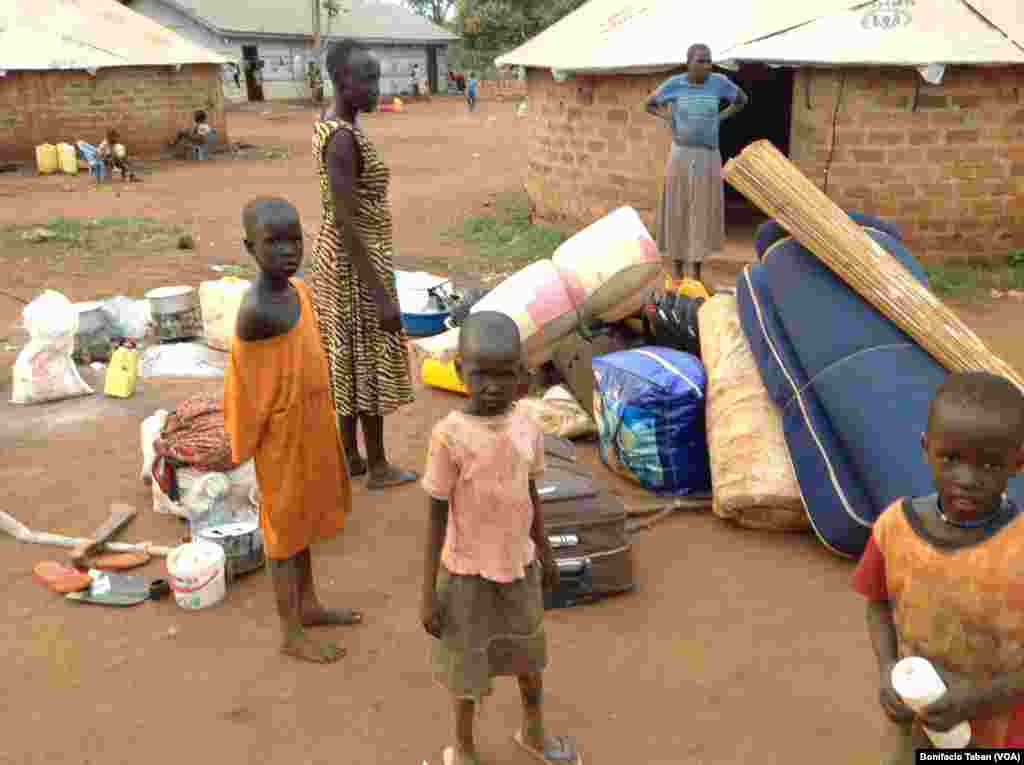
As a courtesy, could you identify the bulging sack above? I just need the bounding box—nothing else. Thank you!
[11,290,94,405]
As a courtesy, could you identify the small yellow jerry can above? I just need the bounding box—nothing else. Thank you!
[421,357,467,395]
[104,343,139,398]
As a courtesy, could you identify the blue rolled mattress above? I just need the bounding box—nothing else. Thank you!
[737,212,1024,557]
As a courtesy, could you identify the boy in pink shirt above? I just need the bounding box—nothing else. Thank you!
[421,311,582,765]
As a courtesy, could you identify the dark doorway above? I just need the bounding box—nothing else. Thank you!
[719,64,794,222]
[242,45,265,102]
[426,47,439,95]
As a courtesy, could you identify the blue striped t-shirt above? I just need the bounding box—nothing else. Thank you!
[652,72,739,150]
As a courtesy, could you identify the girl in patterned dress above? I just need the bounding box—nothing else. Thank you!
[311,39,417,491]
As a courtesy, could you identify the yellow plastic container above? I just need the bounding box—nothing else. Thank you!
[104,346,139,398]
[35,144,58,175]
[421,358,467,395]
[664,276,711,301]
[57,143,78,175]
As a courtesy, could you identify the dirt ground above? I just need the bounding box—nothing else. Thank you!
[1,97,1023,765]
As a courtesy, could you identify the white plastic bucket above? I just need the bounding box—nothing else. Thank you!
[166,540,226,610]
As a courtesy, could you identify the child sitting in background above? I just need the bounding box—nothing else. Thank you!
[170,110,213,153]
[421,311,582,765]
[94,128,136,181]
[853,371,1024,759]
[225,197,361,664]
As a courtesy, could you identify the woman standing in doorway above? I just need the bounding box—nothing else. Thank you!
[645,43,748,282]
[310,39,417,490]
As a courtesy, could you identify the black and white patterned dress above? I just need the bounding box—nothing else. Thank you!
[310,119,414,418]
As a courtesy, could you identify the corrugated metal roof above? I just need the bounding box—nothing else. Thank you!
[0,0,228,71]
[724,0,1024,65]
[172,0,458,42]
[495,0,1024,72]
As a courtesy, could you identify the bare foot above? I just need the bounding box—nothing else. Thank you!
[366,464,418,490]
[281,631,345,664]
[443,746,482,765]
[301,607,363,627]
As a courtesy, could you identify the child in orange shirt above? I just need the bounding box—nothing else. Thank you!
[225,197,361,664]
[853,371,1024,759]
[421,311,582,765]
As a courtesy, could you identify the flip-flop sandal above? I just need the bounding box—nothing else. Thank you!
[33,561,92,594]
[366,469,419,491]
[512,731,582,764]
[91,550,152,571]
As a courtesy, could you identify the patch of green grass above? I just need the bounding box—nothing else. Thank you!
[450,191,571,277]
[925,260,1024,299]
[44,217,86,242]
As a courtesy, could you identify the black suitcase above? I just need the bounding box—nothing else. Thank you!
[538,455,635,609]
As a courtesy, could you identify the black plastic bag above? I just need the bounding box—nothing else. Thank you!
[642,291,704,357]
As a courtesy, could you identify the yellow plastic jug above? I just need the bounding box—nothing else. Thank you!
[104,345,139,398]
[421,358,467,395]
[35,144,58,175]
[664,276,711,301]
[57,143,78,175]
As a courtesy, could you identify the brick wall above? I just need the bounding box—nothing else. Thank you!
[523,68,672,232]
[789,66,1024,263]
[477,78,527,101]
[524,65,1024,262]
[0,64,227,162]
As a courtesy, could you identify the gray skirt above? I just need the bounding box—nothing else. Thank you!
[431,561,547,701]
[656,143,725,265]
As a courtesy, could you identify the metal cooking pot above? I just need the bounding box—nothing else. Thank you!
[74,301,106,334]
[145,286,196,315]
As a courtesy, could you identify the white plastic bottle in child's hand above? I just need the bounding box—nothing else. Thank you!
[891,657,972,748]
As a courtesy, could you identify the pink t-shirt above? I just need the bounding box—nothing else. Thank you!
[422,404,545,583]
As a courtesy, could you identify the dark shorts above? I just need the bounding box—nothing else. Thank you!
[431,561,547,700]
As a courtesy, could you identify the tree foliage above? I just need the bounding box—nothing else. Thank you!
[455,0,589,51]
[404,0,459,25]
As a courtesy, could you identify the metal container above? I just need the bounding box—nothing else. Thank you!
[146,286,202,342]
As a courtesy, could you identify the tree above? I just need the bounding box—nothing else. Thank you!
[455,0,588,52]
[404,0,458,25]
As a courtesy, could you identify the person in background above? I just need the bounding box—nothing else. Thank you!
[225,196,361,665]
[421,311,581,765]
[853,371,1024,759]
[96,128,136,182]
[466,72,478,112]
[311,39,418,490]
[644,43,748,283]
[169,110,213,155]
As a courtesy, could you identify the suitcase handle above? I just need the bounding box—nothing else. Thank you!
[548,533,579,549]
[556,557,592,577]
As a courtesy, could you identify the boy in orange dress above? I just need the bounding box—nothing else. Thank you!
[853,371,1024,759]
[225,197,361,664]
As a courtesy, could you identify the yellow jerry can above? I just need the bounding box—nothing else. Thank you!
[57,143,79,175]
[104,345,139,398]
[35,144,58,175]
[664,276,711,301]
[421,357,467,395]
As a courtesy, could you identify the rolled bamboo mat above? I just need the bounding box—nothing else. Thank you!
[722,140,1024,394]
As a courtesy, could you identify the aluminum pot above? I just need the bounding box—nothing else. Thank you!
[146,286,196,316]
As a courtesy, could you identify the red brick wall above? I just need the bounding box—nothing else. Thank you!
[788,66,1024,263]
[476,79,527,101]
[523,68,672,233]
[0,64,227,162]
[524,65,1024,262]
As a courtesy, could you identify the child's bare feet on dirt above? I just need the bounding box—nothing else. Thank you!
[281,630,345,663]
[301,606,363,627]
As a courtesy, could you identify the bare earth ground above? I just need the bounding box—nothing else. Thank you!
[1,98,1023,765]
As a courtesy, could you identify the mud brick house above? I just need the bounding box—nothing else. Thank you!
[0,0,227,162]
[497,0,1024,261]
[129,0,458,102]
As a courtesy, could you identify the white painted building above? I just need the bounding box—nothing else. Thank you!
[128,0,458,101]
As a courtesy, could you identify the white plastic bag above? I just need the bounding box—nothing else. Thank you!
[102,296,150,340]
[140,342,227,378]
[140,409,170,484]
[151,462,258,519]
[11,290,94,405]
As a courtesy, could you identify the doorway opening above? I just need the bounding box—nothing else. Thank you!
[719,63,795,226]
[242,45,265,102]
